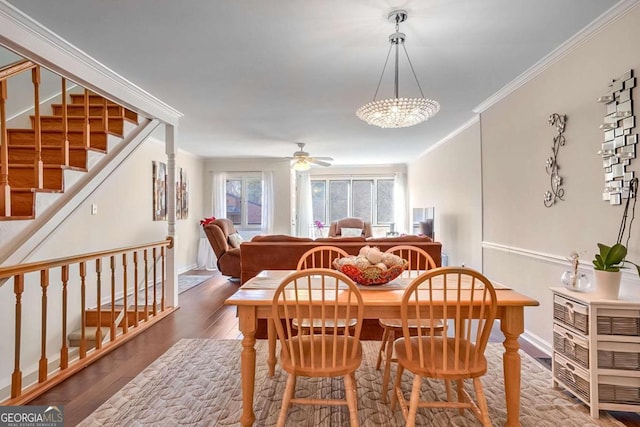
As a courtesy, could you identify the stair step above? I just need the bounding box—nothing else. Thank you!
[30,116,124,135]
[68,326,120,348]
[8,163,68,190]
[8,188,35,218]
[51,103,138,124]
[8,145,95,169]
[85,307,155,327]
[69,93,118,106]
[8,129,109,151]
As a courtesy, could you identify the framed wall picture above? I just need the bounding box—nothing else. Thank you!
[180,168,189,219]
[153,161,167,221]
[176,167,183,220]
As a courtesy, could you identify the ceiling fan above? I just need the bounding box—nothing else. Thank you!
[287,143,333,171]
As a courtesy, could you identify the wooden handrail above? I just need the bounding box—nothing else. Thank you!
[0,239,171,279]
[0,59,36,82]
[1,238,175,405]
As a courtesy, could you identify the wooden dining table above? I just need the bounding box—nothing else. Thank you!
[225,270,540,426]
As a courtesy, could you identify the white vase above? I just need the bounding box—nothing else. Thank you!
[593,270,622,299]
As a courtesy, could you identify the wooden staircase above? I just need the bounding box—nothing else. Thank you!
[1,59,138,220]
[68,306,153,349]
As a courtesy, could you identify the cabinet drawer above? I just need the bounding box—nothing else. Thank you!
[554,295,589,334]
[599,375,640,405]
[553,324,589,369]
[553,353,590,403]
[598,341,640,371]
[597,308,640,336]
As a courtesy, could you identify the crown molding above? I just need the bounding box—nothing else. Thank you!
[415,115,479,160]
[473,0,640,113]
[0,1,183,125]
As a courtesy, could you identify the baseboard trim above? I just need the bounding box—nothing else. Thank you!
[521,330,552,357]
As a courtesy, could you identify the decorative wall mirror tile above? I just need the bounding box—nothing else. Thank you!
[599,70,637,205]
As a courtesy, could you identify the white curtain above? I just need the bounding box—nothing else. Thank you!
[296,171,313,238]
[212,171,227,218]
[394,171,408,234]
[261,171,274,234]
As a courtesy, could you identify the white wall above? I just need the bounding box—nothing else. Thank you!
[408,121,482,270]
[204,158,292,235]
[407,4,640,353]
[481,4,640,351]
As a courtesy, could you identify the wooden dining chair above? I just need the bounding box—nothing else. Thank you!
[390,267,498,427]
[271,268,364,427]
[375,245,443,402]
[296,245,350,270]
[267,246,352,375]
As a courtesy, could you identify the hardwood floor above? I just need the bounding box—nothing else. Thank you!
[29,270,640,426]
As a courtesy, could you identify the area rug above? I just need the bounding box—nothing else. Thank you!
[78,339,624,427]
[178,274,214,294]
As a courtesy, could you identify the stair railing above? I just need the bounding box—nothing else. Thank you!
[0,237,174,405]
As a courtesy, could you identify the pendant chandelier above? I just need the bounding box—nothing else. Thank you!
[356,10,440,129]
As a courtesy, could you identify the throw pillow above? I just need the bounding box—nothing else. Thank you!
[228,233,245,248]
[341,227,363,237]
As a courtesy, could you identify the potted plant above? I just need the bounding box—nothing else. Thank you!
[592,243,640,298]
[591,178,640,299]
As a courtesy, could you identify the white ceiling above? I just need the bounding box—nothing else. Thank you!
[5,0,620,165]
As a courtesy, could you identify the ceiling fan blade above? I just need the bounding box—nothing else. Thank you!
[312,156,334,161]
[309,158,331,167]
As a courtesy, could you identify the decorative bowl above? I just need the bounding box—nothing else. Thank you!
[333,259,407,286]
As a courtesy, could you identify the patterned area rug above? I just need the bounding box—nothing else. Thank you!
[178,274,214,294]
[78,339,624,426]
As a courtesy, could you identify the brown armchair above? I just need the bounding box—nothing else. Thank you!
[203,218,241,279]
[328,217,373,238]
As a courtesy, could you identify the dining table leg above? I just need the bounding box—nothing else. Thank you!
[267,318,277,376]
[500,306,524,427]
[238,306,257,426]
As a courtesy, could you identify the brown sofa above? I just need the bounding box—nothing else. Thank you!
[241,235,441,284]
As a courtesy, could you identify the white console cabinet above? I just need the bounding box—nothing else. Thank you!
[551,287,640,418]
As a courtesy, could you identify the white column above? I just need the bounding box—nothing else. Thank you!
[165,123,179,307]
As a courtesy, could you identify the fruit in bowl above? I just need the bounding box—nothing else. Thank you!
[333,246,407,285]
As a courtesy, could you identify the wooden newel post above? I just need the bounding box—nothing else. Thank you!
[0,80,11,216]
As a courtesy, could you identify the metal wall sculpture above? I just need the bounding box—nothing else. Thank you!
[599,70,637,205]
[544,113,567,207]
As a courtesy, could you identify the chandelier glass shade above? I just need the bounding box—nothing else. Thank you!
[357,10,439,129]
[356,97,440,129]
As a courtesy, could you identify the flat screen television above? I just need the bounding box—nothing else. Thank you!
[412,207,435,240]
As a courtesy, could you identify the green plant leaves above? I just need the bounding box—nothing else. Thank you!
[593,243,628,271]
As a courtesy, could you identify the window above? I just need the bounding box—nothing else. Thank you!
[226,174,262,229]
[311,177,395,225]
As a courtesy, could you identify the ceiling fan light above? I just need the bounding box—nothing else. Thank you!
[292,159,311,171]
